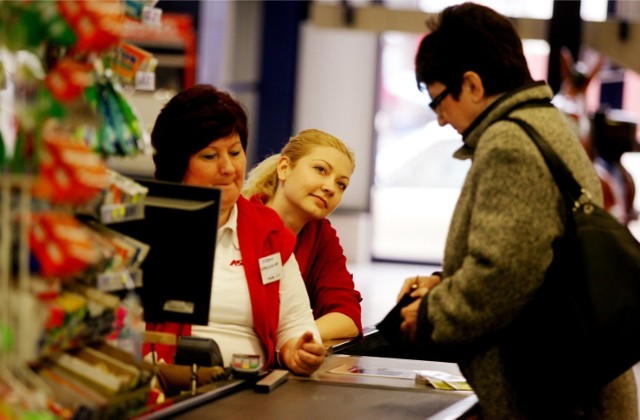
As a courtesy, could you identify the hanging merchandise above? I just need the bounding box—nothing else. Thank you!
[8,51,66,174]
[111,41,156,86]
[0,1,76,53]
[32,130,109,205]
[0,1,162,417]
[57,0,124,54]
[95,77,145,156]
[44,58,94,104]
[1,1,148,167]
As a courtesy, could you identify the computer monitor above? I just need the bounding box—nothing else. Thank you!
[109,177,221,325]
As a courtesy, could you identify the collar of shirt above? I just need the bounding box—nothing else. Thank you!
[218,203,240,250]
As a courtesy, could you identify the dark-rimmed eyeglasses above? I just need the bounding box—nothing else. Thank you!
[428,87,451,111]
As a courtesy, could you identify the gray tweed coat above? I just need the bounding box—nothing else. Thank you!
[419,82,638,418]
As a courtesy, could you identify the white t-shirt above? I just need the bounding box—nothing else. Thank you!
[191,204,320,366]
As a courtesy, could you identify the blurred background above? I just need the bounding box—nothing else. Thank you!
[109,0,640,267]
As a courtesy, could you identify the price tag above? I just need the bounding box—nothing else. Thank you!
[135,71,156,91]
[142,6,162,26]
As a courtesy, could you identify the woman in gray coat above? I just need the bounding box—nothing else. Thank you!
[397,3,638,418]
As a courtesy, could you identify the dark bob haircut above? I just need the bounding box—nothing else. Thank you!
[415,2,533,99]
[151,84,248,182]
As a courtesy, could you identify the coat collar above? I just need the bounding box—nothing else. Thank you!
[453,81,553,160]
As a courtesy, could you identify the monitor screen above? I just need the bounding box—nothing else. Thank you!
[109,178,221,325]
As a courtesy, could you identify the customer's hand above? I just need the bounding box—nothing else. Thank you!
[397,274,442,302]
[399,298,423,342]
[281,332,326,376]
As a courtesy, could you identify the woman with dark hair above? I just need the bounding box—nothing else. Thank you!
[396,3,637,418]
[145,84,325,378]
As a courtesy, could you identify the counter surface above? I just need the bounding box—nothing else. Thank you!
[166,355,476,419]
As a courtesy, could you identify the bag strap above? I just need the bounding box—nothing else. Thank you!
[502,116,594,213]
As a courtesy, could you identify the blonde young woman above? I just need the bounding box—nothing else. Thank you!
[243,129,362,341]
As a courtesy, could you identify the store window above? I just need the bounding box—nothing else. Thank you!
[370,0,639,264]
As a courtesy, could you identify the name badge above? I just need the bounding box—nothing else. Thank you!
[259,253,283,285]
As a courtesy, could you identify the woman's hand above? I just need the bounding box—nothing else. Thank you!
[280,332,326,376]
[399,298,423,341]
[396,274,442,341]
[396,274,442,302]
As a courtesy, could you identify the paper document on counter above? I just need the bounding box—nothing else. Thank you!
[415,370,472,391]
[328,364,471,391]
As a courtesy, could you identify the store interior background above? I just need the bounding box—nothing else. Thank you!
[110,0,640,329]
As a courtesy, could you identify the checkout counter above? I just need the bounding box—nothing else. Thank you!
[139,354,477,419]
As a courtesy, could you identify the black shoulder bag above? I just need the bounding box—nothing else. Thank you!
[502,116,640,406]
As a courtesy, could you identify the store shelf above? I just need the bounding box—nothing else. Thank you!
[100,202,145,224]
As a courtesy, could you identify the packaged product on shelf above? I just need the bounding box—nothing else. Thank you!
[32,131,109,205]
[44,58,94,104]
[111,41,155,85]
[77,169,148,223]
[29,212,106,279]
[57,1,124,54]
